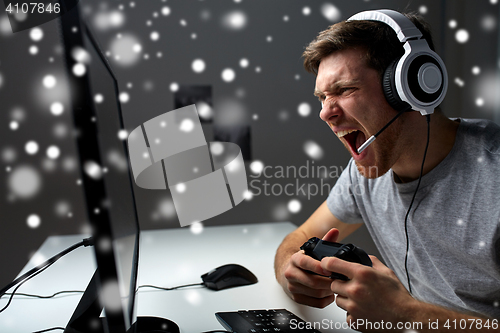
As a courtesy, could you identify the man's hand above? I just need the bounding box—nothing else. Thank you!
[321,254,417,330]
[322,255,496,332]
[274,202,362,308]
[279,228,340,308]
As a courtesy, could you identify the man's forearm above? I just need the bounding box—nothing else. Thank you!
[274,229,309,284]
[402,300,497,333]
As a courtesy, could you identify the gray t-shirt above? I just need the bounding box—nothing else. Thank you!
[327,118,500,318]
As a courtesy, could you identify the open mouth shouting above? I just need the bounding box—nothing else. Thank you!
[334,128,369,160]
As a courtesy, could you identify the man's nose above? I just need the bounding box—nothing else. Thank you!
[319,97,341,122]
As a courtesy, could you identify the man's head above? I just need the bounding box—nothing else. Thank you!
[303,12,435,80]
[304,11,438,179]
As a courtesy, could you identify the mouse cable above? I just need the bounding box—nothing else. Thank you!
[32,323,232,333]
[0,237,94,314]
[0,260,55,314]
[2,290,85,299]
[403,114,431,295]
[6,283,204,333]
[2,282,203,302]
[137,283,203,292]
[32,327,66,333]
[2,281,203,300]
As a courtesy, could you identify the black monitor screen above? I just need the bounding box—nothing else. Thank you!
[83,27,140,329]
[59,5,140,332]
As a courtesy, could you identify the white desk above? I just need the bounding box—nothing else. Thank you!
[0,222,356,333]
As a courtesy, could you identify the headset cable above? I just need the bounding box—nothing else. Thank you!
[403,114,431,294]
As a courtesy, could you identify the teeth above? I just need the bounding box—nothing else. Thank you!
[335,129,358,138]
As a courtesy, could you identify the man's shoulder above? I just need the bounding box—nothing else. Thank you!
[457,118,500,155]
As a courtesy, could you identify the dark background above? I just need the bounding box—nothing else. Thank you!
[0,0,499,288]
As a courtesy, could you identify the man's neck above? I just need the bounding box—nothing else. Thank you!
[392,112,459,183]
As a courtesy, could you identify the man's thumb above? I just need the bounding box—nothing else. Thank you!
[321,228,339,243]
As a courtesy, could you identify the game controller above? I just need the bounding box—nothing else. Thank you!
[300,237,372,281]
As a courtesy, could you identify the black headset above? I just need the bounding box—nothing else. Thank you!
[348,9,448,115]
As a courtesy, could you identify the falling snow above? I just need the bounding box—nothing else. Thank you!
[71,47,91,63]
[298,102,311,117]
[176,183,186,193]
[221,10,247,30]
[221,68,236,82]
[109,34,142,66]
[240,58,249,68]
[250,160,264,175]
[454,77,465,87]
[25,141,39,155]
[84,161,103,180]
[27,214,41,228]
[72,63,86,76]
[179,118,195,132]
[94,94,104,103]
[304,140,324,160]
[99,281,122,312]
[321,3,341,22]
[197,102,213,120]
[29,28,43,41]
[117,129,128,140]
[185,289,202,306]
[50,102,64,116]
[55,201,71,217]
[161,6,171,16]
[170,82,179,92]
[119,92,130,103]
[158,198,176,218]
[210,142,224,155]
[481,15,497,31]
[455,29,469,43]
[1,3,500,310]
[8,166,42,199]
[46,146,60,159]
[192,58,206,73]
[94,10,125,31]
[243,190,254,201]
[287,199,302,213]
[43,75,57,89]
[190,221,204,234]
[29,45,38,55]
[150,31,160,41]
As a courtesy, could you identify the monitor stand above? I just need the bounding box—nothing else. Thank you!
[64,270,180,333]
[129,317,180,333]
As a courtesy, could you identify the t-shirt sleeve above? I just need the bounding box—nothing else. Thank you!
[326,159,364,225]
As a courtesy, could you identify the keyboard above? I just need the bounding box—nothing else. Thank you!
[215,309,322,333]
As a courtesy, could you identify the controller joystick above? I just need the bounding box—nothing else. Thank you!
[300,237,372,280]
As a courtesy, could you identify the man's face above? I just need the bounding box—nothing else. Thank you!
[314,48,405,178]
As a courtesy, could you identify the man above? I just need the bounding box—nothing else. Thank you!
[274,11,500,332]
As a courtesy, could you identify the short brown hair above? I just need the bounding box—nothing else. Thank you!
[302,12,435,78]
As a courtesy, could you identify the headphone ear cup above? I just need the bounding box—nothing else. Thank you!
[383,60,411,112]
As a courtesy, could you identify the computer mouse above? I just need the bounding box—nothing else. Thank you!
[201,264,258,291]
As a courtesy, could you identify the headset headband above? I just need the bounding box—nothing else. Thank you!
[347,9,448,115]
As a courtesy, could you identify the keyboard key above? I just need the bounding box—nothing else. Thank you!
[216,309,321,333]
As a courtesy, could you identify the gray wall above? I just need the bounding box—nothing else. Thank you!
[0,0,499,289]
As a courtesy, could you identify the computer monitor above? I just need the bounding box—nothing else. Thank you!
[59,4,177,333]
